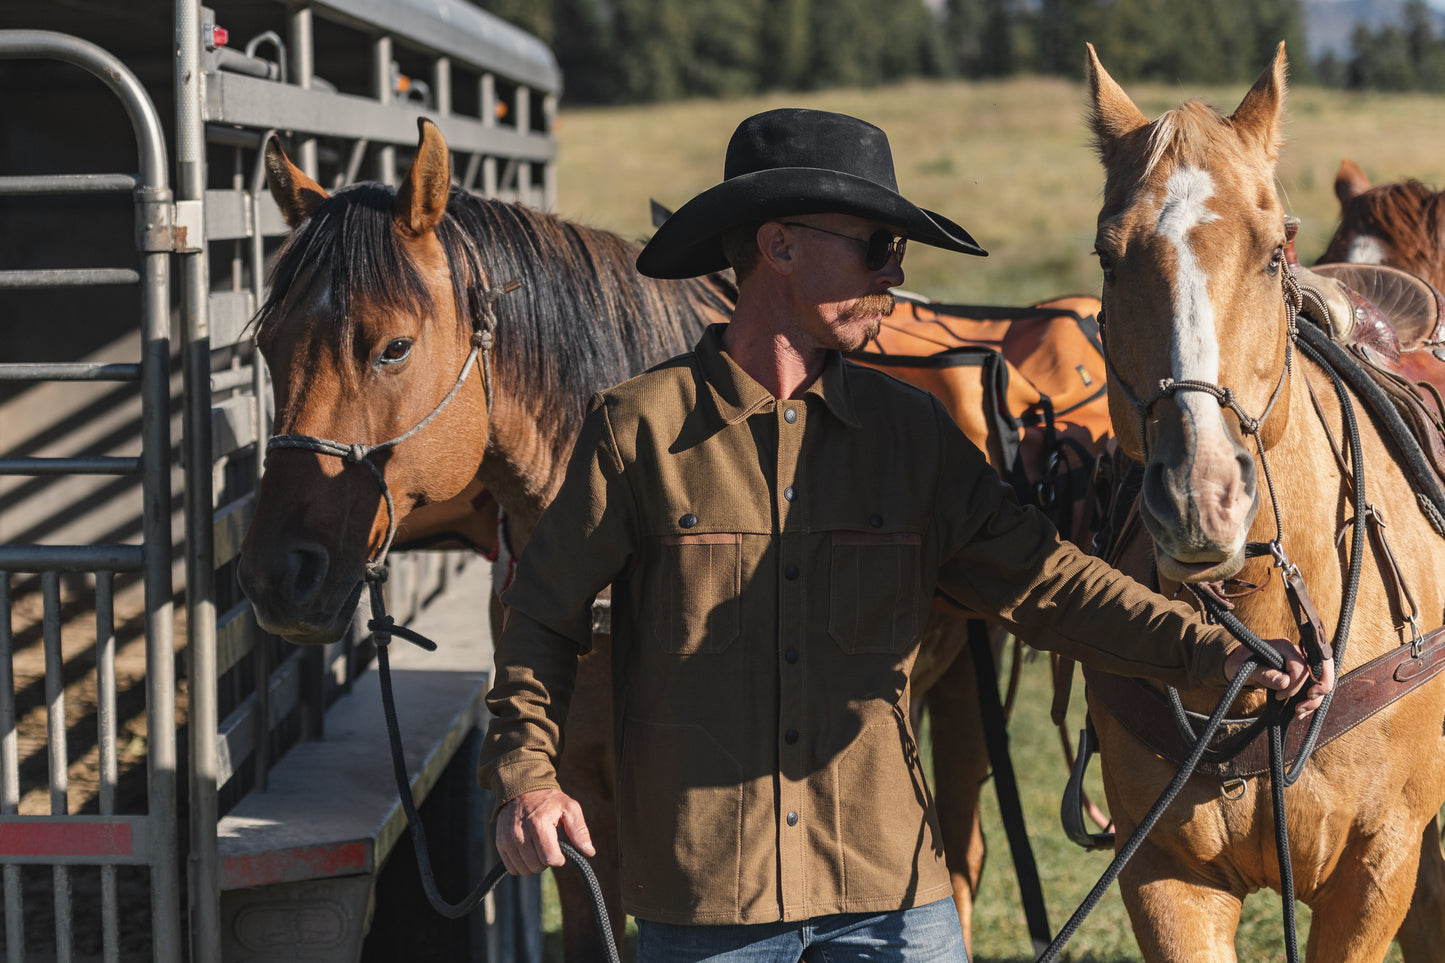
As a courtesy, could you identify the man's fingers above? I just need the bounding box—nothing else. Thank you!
[560,802,596,858]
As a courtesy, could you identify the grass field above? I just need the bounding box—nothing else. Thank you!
[540,72,1442,961]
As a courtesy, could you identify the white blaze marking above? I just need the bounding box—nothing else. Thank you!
[1155,165,1221,388]
[1346,234,1389,265]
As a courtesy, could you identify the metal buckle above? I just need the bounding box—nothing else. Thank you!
[1221,778,1247,800]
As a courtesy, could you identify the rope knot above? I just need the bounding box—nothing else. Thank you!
[1156,377,1175,393]
[474,329,493,350]
[365,561,389,583]
[345,443,369,464]
[368,614,395,646]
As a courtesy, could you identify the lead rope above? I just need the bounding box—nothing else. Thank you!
[262,275,622,961]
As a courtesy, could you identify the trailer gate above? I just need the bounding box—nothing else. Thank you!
[0,31,184,962]
[1,1,560,959]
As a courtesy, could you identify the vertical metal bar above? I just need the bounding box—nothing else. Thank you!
[95,573,119,963]
[0,574,22,963]
[42,573,73,963]
[515,86,531,206]
[248,135,275,790]
[178,0,222,958]
[288,6,318,177]
[373,35,395,185]
[433,55,451,117]
[542,93,558,211]
[481,73,497,197]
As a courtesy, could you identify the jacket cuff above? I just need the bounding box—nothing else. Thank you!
[1193,627,1240,688]
[485,757,563,820]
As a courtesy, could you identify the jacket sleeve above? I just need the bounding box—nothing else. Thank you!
[929,399,1238,689]
[478,395,638,812]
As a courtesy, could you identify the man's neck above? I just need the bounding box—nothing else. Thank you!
[722,298,827,401]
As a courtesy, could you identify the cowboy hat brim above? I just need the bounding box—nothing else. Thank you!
[636,166,987,279]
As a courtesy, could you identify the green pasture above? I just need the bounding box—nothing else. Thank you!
[555,74,1445,309]
[539,74,1440,961]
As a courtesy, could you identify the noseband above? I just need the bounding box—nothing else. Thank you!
[1100,268,1304,463]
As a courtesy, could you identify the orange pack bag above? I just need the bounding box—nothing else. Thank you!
[851,293,1111,547]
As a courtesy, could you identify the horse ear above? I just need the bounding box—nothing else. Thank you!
[1230,42,1288,163]
[264,135,330,228]
[394,117,452,238]
[1085,44,1148,154]
[1335,158,1372,204]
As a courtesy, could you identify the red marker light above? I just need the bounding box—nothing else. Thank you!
[208,25,230,49]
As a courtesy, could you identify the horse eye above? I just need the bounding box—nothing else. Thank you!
[1095,251,1117,285]
[1267,246,1284,276]
[378,338,413,365]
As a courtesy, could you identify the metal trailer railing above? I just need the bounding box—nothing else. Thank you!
[0,30,185,963]
[1,0,560,958]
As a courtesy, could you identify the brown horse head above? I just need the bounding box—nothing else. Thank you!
[239,120,730,645]
[238,119,487,643]
[1318,159,1445,290]
[1086,43,1294,582]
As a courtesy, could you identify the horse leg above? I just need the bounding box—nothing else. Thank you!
[553,638,624,961]
[1116,850,1244,963]
[1302,829,1421,963]
[924,621,990,955]
[1391,815,1445,963]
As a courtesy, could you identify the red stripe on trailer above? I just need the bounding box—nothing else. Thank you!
[222,842,370,889]
[0,821,133,857]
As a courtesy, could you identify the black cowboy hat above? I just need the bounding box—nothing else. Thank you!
[637,108,986,279]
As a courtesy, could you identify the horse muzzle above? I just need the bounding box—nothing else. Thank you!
[237,538,365,645]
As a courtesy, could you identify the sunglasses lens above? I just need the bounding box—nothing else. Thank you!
[866,231,905,270]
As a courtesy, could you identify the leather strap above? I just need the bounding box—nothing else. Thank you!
[1085,626,1445,781]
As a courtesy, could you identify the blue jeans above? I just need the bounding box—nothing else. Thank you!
[635,897,969,962]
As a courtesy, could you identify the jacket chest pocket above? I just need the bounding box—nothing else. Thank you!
[655,533,742,655]
[828,532,923,654]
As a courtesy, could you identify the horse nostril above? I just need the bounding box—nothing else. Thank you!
[286,544,330,605]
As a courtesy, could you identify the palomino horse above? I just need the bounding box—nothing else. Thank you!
[1085,44,1445,960]
[1321,159,1445,290]
[237,118,732,960]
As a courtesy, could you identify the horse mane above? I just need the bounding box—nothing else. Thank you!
[255,183,733,462]
[1332,179,1445,283]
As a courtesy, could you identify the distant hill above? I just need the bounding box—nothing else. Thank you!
[1305,0,1445,58]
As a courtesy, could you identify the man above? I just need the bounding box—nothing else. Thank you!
[478,108,1330,961]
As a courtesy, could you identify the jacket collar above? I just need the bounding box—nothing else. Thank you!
[696,324,863,429]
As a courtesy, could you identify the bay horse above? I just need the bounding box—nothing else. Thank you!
[1085,43,1445,961]
[1320,159,1445,290]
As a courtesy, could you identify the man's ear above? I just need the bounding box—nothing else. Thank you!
[756,222,794,276]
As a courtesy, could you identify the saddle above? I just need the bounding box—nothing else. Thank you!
[1294,263,1445,486]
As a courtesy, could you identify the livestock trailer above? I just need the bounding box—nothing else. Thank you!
[0,1,559,958]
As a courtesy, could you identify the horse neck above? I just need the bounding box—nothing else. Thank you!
[474,380,574,545]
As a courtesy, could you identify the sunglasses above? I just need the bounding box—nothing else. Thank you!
[781,221,907,271]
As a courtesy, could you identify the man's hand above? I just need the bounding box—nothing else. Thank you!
[496,788,596,876]
[1224,638,1335,721]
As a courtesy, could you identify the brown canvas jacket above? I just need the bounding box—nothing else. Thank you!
[479,323,1238,926]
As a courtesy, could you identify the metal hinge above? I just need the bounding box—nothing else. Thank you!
[136,190,204,253]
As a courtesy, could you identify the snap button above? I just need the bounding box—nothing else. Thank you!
[786,811,799,827]
[785,729,799,745]
[784,564,799,580]
[783,486,794,501]
[785,648,799,664]
[784,408,798,424]
[869,514,883,528]
[679,513,698,528]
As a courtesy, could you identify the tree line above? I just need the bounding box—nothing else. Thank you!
[476,0,1445,104]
